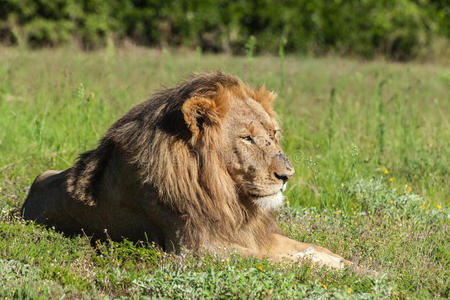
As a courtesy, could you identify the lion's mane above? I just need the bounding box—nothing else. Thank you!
[66,72,281,249]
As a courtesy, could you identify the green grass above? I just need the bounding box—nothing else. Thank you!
[0,47,448,298]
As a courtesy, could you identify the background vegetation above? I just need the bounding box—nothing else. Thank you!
[1,0,449,60]
[0,46,448,298]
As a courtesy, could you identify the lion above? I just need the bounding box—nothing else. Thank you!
[21,72,350,269]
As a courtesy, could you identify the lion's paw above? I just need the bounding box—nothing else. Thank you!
[293,247,346,269]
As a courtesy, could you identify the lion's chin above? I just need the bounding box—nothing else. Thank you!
[252,191,284,211]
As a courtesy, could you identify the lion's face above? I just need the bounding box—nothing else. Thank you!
[221,97,294,210]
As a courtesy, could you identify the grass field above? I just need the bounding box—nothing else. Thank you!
[0,46,448,298]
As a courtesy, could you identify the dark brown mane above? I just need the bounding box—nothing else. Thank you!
[66,72,280,249]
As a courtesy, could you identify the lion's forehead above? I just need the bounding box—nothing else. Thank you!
[227,97,276,131]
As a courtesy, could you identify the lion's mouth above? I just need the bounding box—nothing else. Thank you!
[249,192,278,198]
[248,183,287,199]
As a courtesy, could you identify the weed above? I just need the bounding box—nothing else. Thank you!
[162,47,175,83]
[278,37,287,98]
[245,36,257,82]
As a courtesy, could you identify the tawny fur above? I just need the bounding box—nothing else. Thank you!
[22,72,351,269]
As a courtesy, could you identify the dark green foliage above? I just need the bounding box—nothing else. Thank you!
[0,0,448,59]
[0,0,450,60]
[0,0,111,48]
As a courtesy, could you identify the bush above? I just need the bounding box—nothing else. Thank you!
[0,0,448,59]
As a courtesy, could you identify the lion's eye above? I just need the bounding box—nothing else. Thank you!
[274,130,281,140]
[242,135,255,144]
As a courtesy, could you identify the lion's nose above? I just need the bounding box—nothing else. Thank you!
[274,171,293,183]
[272,152,295,183]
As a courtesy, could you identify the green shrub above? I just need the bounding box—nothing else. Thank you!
[0,0,448,59]
[24,18,74,47]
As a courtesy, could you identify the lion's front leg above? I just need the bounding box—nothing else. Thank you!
[264,234,352,269]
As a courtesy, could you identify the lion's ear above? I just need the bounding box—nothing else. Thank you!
[182,96,227,138]
[251,85,277,117]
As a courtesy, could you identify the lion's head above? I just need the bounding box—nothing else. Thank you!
[180,73,294,212]
[67,72,294,248]
[223,95,295,210]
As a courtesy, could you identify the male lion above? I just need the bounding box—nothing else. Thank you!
[22,72,350,269]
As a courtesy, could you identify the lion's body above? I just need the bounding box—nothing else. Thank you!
[22,73,350,268]
[23,167,184,250]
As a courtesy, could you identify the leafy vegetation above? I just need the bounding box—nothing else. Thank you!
[0,47,448,298]
[1,0,449,60]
